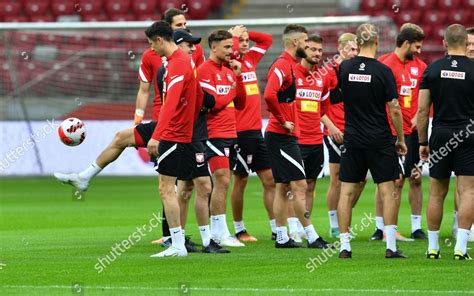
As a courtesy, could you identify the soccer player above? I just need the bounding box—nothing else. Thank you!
[293,35,332,241]
[197,30,247,247]
[137,21,199,258]
[452,27,474,242]
[336,24,407,258]
[320,33,364,238]
[264,24,332,249]
[227,25,276,241]
[370,27,425,241]
[418,24,474,260]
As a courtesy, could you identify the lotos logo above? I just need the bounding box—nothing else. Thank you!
[296,89,321,100]
[440,70,465,80]
[349,74,371,82]
[241,71,257,82]
[216,85,231,95]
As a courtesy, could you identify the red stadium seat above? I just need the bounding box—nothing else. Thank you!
[132,0,157,15]
[136,13,158,21]
[159,0,185,14]
[431,24,445,39]
[462,0,474,8]
[185,0,210,19]
[24,1,50,17]
[422,11,447,25]
[209,0,223,10]
[30,15,55,22]
[50,0,75,16]
[78,0,103,16]
[0,1,22,18]
[437,0,461,9]
[105,0,130,17]
[360,0,386,12]
[110,14,136,21]
[396,11,422,26]
[4,15,28,22]
[413,0,437,9]
[82,14,109,21]
[448,11,471,24]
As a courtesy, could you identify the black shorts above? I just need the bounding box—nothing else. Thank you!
[429,127,474,179]
[324,136,343,164]
[391,135,412,178]
[178,140,210,181]
[339,143,399,184]
[264,132,306,183]
[234,130,271,176]
[299,144,324,179]
[155,140,192,177]
[134,121,157,148]
[205,138,237,169]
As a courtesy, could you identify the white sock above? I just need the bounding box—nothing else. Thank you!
[455,228,470,254]
[276,226,289,244]
[169,226,185,249]
[453,211,458,232]
[199,225,211,247]
[328,210,338,229]
[411,215,422,233]
[375,216,384,230]
[218,214,231,238]
[270,219,276,233]
[297,220,305,233]
[340,232,351,252]
[288,217,298,234]
[471,224,474,232]
[233,220,245,234]
[210,215,220,240]
[428,230,440,251]
[78,161,101,180]
[385,225,397,252]
[304,224,320,244]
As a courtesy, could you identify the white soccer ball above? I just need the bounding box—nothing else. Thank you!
[58,117,86,146]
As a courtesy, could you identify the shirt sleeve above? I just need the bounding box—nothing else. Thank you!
[151,61,186,140]
[320,77,330,116]
[383,67,398,102]
[234,75,246,110]
[264,63,287,124]
[420,64,431,90]
[246,31,273,65]
[138,51,153,83]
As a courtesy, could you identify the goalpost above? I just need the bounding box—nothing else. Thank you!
[0,16,397,175]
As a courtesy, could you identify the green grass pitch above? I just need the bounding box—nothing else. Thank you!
[0,176,472,295]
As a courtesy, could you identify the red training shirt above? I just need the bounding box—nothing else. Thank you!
[233,31,273,132]
[322,63,345,135]
[264,51,300,137]
[197,58,246,139]
[294,63,330,144]
[151,49,200,143]
[405,56,427,131]
[138,48,164,121]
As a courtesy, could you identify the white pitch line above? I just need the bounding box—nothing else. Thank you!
[1,285,473,294]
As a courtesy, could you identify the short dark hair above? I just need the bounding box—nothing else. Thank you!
[396,28,425,47]
[283,24,308,35]
[307,35,323,44]
[444,24,467,48]
[161,8,184,25]
[467,27,474,35]
[145,21,173,41]
[208,30,233,48]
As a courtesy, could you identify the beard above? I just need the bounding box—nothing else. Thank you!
[295,46,307,58]
[406,52,414,61]
[305,57,319,66]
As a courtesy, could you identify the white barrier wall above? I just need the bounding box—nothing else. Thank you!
[0,119,431,177]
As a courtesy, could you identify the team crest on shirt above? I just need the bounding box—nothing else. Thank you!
[316,78,323,87]
[358,63,366,71]
[245,61,253,68]
[451,60,458,68]
[247,155,253,164]
[297,78,304,86]
[224,148,230,157]
[216,73,222,81]
[227,73,234,82]
[195,153,204,163]
[410,67,419,76]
